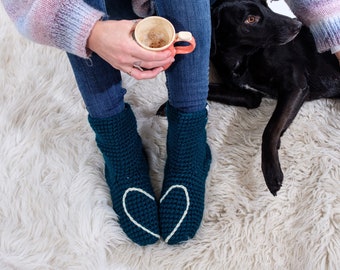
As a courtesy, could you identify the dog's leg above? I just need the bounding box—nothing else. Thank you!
[156,82,263,116]
[208,83,263,109]
[262,84,308,196]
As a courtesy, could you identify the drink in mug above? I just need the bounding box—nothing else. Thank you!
[134,16,196,69]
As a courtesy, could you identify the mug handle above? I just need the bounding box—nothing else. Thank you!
[173,31,196,54]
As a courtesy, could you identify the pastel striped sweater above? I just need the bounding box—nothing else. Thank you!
[1,0,340,58]
[285,0,340,52]
[1,0,104,58]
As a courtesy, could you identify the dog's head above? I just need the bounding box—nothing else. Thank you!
[211,0,302,56]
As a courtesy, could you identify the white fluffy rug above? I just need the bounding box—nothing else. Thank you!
[1,2,340,269]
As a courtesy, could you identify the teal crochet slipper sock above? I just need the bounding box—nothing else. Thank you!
[160,103,212,245]
[88,104,160,246]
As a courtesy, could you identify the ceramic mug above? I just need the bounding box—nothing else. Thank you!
[134,16,196,70]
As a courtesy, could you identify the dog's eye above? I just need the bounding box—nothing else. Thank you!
[245,15,260,24]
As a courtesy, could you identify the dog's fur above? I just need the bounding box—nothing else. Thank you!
[158,0,340,196]
[209,0,340,195]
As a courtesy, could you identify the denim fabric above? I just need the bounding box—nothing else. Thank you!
[154,0,211,112]
[66,0,137,118]
[67,0,211,117]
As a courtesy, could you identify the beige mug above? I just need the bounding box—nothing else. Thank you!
[134,16,196,70]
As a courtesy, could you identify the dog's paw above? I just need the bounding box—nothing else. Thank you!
[262,163,284,196]
[245,97,262,109]
[243,92,263,109]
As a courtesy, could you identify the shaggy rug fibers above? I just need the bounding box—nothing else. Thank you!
[1,2,340,269]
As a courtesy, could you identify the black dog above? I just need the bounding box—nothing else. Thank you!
[158,0,340,196]
[209,0,340,195]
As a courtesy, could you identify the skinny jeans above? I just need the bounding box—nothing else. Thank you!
[67,0,212,118]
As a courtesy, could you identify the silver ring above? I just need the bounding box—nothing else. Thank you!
[133,61,144,71]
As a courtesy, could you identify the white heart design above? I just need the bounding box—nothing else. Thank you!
[122,187,160,239]
[160,185,190,243]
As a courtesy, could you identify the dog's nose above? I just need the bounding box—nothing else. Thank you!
[290,19,302,33]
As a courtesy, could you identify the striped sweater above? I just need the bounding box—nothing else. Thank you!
[285,0,340,53]
[1,0,340,58]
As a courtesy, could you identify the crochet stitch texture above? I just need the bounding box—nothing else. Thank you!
[88,104,160,246]
[160,103,212,245]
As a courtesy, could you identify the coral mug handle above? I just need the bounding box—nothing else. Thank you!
[163,31,196,70]
[173,31,196,54]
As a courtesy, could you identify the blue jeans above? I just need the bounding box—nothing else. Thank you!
[67,0,211,118]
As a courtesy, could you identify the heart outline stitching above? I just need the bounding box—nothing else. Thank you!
[160,185,190,243]
[122,187,160,239]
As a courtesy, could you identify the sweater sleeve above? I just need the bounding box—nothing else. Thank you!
[285,0,340,53]
[1,0,104,58]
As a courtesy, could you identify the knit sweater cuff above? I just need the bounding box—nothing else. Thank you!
[52,1,104,58]
[310,17,340,53]
[331,45,340,54]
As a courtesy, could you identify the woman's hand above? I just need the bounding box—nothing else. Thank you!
[335,51,340,65]
[87,20,174,80]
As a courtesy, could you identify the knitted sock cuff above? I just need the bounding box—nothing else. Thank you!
[88,104,135,140]
[88,104,142,166]
[166,102,208,124]
[165,102,209,172]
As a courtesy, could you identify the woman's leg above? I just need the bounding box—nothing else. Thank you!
[155,0,211,113]
[67,0,160,245]
[153,0,212,244]
[67,0,138,119]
